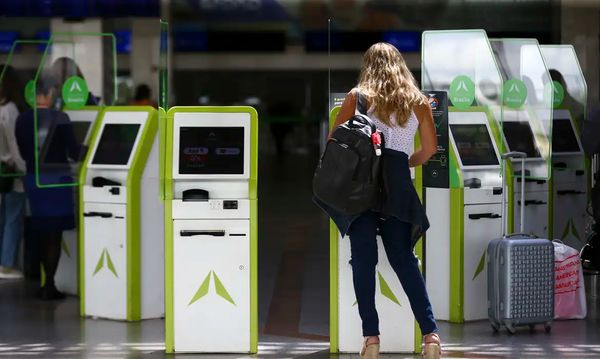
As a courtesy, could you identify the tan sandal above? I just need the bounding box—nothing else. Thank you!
[360,337,380,359]
[422,333,442,359]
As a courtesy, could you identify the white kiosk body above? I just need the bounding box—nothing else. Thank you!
[426,110,503,322]
[54,108,100,295]
[551,110,587,250]
[80,106,163,321]
[165,107,258,353]
[502,111,550,238]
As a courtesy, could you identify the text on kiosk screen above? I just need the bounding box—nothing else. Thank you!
[92,124,141,165]
[450,124,499,166]
[179,127,244,175]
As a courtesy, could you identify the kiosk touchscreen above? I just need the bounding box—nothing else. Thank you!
[80,106,163,321]
[426,110,503,322]
[165,107,258,354]
[502,113,550,238]
[551,110,587,250]
[46,108,100,296]
[328,107,423,354]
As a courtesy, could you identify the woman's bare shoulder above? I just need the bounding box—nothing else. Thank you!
[412,101,432,123]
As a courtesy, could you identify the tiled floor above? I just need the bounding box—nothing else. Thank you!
[1,153,599,358]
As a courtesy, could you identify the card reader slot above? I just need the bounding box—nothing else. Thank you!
[83,211,113,218]
[180,230,225,237]
[557,190,586,196]
[468,213,501,220]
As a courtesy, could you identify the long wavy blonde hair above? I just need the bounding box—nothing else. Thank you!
[357,42,426,127]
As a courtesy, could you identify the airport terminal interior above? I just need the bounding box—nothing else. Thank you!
[1,1,600,358]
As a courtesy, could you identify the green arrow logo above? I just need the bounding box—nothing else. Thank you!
[92,248,118,278]
[189,271,236,306]
[449,75,475,109]
[62,76,89,109]
[473,250,486,280]
[353,271,401,307]
[561,218,582,242]
[503,79,528,109]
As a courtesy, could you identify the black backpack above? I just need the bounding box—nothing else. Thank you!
[313,93,383,216]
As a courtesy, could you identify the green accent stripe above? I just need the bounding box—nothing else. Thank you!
[79,106,106,316]
[164,199,174,352]
[449,188,464,323]
[329,107,340,354]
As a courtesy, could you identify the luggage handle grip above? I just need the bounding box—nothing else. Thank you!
[501,152,527,236]
[504,233,538,239]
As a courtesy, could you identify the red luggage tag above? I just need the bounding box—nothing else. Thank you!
[371,132,382,156]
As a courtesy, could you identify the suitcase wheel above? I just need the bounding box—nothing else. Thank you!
[506,323,516,335]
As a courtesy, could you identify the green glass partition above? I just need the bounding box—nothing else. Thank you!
[0,40,50,178]
[421,29,504,175]
[540,45,587,129]
[158,20,169,200]
[490,39,552,180]
[32,32,117,188]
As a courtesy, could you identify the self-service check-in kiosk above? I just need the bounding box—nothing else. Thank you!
[501,112,551,238]
[329,107,424,354]
[164,107,258,354]
[540,44,590,251]
[79,106,163,321]
[421,30,506,323]
[425,109,504,322]
[550,110,587,250]
[53,107,102,295]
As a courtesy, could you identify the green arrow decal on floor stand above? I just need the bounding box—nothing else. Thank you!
[92,249,118,278]
[352,271,402,307]
[61,238,71,258]
[189,271,236,306]
[472,251,486,280]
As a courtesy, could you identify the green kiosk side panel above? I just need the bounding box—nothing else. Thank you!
[164,106,259,353]
[78,106,158,321]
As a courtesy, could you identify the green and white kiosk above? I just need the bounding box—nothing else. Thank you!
[54,107,102,295]
[421,30,506,322]
[329,107,424,353]
[79,106,164,321]
[490,38,553,239]
[164,107,258,353]
[541,45,589,251]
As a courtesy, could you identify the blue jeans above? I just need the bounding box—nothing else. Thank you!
[348,211,438,336]
[0,191,26,268]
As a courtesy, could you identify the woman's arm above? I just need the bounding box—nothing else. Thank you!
[328,90,357,139]
[409,102,437,168]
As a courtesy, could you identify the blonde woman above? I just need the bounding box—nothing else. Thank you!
[331,43,441,359]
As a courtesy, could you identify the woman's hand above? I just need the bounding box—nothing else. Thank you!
[409,102,437,167]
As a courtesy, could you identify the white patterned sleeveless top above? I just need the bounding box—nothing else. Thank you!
[368,107,419,155]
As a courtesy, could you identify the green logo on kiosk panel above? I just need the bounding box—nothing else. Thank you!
[24,80,36,108]
[92,248,118,278]
[503,79,527,109]
[189,271,236,306]
[62,76,88,109]
[545,81,564,109]
[449,75,475,109]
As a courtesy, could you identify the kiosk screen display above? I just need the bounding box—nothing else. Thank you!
[179,127,244,175]
[92,124,140,165]
[502,122,541,158]
[552,118,580,153]
[450,124,499,166]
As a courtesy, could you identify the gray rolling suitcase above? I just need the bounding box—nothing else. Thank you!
[487,152,554,334]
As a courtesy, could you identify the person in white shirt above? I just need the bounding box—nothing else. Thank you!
[0,64,27,279]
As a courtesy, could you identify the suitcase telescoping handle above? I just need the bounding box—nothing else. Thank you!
[501,151,527,237]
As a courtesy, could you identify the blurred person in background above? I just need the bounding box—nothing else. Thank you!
[0,65,27,279]
[130,83,157,108]
[51,57,100,107]
[15,73,82,300]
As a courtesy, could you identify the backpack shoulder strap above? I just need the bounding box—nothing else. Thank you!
[354,91,368,116]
